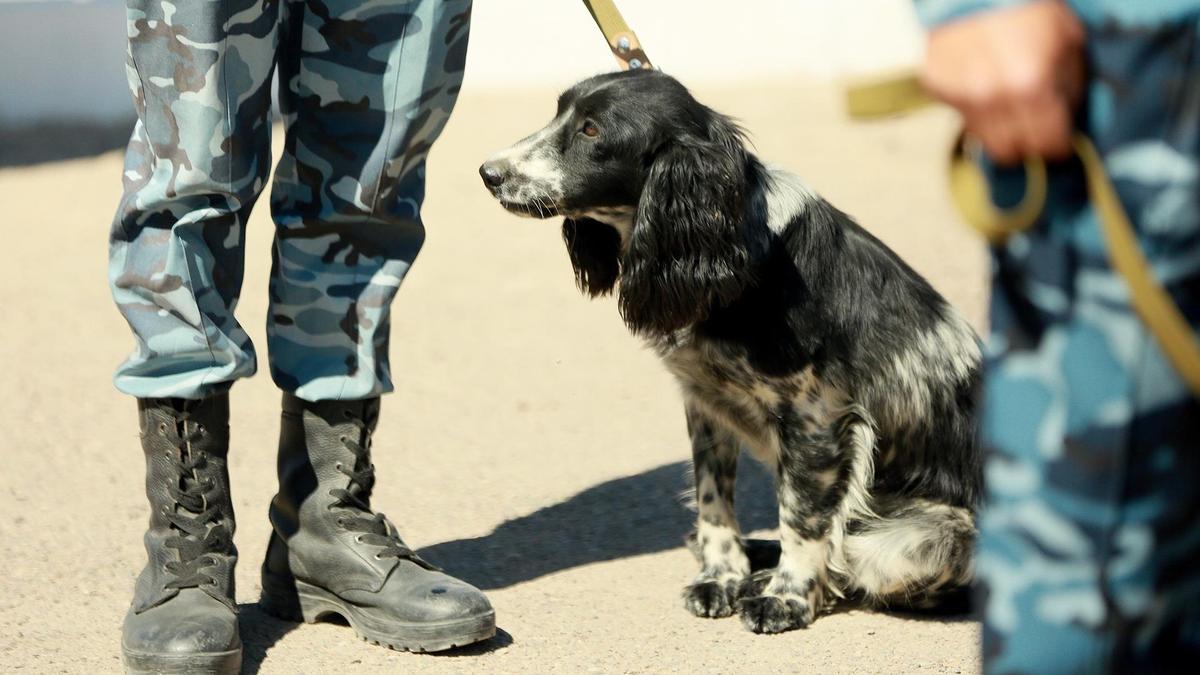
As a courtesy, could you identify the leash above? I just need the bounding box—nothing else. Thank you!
[575,2,1200,397]
[847,73,1200,397]
[581,0,653,70]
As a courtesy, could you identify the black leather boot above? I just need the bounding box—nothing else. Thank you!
[260,394,495,652]
[122,395,241,675]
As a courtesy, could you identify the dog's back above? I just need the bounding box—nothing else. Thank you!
[669,161,982,508]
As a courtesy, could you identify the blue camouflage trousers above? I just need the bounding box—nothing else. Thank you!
[108,0,471,402]
[962,5,1200,673]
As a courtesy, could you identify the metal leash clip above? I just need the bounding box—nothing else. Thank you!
[582,0,654,71]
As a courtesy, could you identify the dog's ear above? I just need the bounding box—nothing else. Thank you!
[619,112,753,335]
[563,217,622,297]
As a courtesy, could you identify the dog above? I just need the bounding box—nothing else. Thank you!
[479,69,982,634]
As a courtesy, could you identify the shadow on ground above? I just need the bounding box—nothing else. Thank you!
[418,456,779,591]
[239,602,300,674]
[240,458,776,670]
[238,458,971,671]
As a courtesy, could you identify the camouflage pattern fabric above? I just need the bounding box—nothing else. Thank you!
[109,0,471,401]
[915,0,1200,671]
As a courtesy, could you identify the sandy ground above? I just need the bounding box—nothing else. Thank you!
[0,80,986,674]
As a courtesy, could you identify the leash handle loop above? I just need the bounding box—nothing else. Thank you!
[947,136,1048,245]
[581,0,653,70]
[845,73,1200,397]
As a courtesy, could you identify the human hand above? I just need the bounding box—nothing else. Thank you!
[920,0,1086,165]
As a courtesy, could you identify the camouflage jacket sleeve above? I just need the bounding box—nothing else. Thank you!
[915,0,1200,27]
[912,0,1033,27]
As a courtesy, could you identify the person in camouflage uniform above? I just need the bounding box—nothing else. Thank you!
[108,1,494,671]
[917,0,1200,671]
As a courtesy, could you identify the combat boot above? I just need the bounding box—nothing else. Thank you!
[121,395,241,674]
[260,394,495,652]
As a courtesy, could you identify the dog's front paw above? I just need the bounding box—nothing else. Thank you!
[682,578,739,618]
[735,569,824,634]
[735,568,773,600]
[738,594,814,633]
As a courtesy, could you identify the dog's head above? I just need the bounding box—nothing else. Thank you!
[480,69,755,335]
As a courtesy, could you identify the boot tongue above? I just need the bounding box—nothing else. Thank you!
[160,413,234,606]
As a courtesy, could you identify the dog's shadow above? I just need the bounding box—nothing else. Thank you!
[418,455,778,590]
[240,458,776,671]
[418,456,974,624]
[241,456,970,671]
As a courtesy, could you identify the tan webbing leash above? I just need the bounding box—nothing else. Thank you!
[847,73,1200,397]
[575,3,1200,397]
[581,0,654,70]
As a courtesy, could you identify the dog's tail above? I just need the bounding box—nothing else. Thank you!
[841,497,975,610]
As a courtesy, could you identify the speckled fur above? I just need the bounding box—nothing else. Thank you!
[483,69,982,633]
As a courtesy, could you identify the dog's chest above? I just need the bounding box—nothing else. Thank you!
[658,336,840,460]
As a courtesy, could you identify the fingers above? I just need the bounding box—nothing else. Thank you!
[920,0,1086,166]
[1017,92,1074,162]
[1055,0,1087,46]
[964,107,1021,166]
[964,90,1073,166]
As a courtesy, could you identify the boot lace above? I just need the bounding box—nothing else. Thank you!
[161,412,231,590]
[329,410,439,570]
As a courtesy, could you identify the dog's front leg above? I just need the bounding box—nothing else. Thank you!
[738,420,846,633]
[681,404,750,619]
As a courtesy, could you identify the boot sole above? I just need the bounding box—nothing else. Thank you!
[122,646,241,675]
[260,575,496,653]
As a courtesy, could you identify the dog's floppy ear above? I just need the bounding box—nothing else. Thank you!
[563,217,622,297]
[619,111,753,335]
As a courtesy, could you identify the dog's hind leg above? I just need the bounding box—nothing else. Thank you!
[681,404,750,619]
[843,496,975,610]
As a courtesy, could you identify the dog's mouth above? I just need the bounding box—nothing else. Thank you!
[500,199,563,219]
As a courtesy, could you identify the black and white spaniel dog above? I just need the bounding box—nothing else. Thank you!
[480,69,981,634]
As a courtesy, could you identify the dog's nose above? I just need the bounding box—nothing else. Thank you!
[479,163,505,188]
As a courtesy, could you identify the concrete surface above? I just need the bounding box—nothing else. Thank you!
[0,78,984,673]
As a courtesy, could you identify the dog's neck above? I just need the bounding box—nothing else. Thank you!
[574,206,636,248]
[578,156,788,253]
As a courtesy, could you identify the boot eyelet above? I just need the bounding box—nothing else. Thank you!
[158,422,168,435]
[342,410,353,419]
[373,553,385,560]
[355,535,366,544]
[334,462,343,471]
[338,436,348,443]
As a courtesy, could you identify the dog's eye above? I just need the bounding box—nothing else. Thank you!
[580,120,600,138]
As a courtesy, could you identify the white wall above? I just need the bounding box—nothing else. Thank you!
[0,0,131,125]
[0,0,924,125]
[464,0,924,91]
